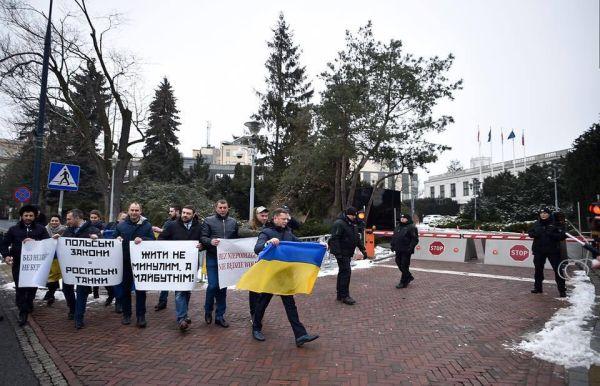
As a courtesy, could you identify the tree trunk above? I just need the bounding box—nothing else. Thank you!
[111,109,132,218]
[345,155,369,208]
[329,160,342,218]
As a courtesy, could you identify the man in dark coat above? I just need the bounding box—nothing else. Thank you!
[200,199,238,327]
[59,209,102,329]
[528,207,567,297]
[153,204,181,311]
[114,202,155,327]
[390,214,419,288]
[328,207,367,305]
[158,205,202,331]
[0,205,50,326]
[251,208,319,347]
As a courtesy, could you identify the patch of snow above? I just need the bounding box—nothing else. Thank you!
[513,271,600,369]
[319,257,376,277]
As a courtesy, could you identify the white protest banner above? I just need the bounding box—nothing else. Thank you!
[19,238,57,287]
[217,237,258,289]
[130,240,199,291]
[57,238,123,286]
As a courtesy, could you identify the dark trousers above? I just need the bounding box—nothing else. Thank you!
[120,261,146,317]
[75,285,91,322]
[395,252,413,283]
[533,254,566,292]
[335,256,352,299]
[158,290,169,304]
[11,263,37,314]
[249,291,259,316]
[44,281,60,299]
[63,283,76,314]
[252,293,307,339]
[204,257,227,318]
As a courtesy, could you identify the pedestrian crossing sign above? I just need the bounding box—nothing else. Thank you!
[47,162,80,191]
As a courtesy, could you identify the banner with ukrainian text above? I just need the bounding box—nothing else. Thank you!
[236,241,326,295]
[19,238,57,287]
[217,237,258,289]
[57,238,123,286]
[130,240,199,291]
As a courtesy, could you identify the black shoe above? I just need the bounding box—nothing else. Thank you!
[185,317,192,325]
[215,317,229,328]
[121,315,131,325]
[395,282,405,289]
[46,297,55,306]
[17,312,28,327]
[154,301,167,311]
[43,292,53,301]
[407,275,414,284]
[205,312,212,325]
[93,287,99,299]
[178,320,189,331]
[252,330,265,341]
[136,316,147,328]
[341,297,356,305]
[295,334,319,347]
[75,320,84,329]
[104,297,114,307]
[115,303,123,314]
[531,288,543,294]
[559,291,567,298]
[67,312,74,320]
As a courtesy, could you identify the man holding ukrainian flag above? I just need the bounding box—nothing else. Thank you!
[237,208,323,347]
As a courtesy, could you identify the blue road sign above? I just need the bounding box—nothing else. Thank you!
[47,162,80,191]
[14,186,31,203]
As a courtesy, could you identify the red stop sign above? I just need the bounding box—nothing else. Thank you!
[510,245,530,261]
[429,241,445,255]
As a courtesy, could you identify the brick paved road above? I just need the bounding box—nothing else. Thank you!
[15,259,567,385]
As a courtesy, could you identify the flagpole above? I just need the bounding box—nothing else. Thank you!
[478,125,483,184]
[522,129,526,169]
[512,130,516,174]
[501,128,505,172]
[489,126,493,177]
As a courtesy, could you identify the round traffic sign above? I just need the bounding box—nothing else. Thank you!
[429,241,445,256]
[14,186,31,203]
[510,245,530,261]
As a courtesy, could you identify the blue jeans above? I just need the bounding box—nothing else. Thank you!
[175,291,191,322]
[74,285,91,323]
[159,290,169,304]
[204,256,227,318]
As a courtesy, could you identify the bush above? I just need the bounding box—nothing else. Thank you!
[433,217,534,233]
[295,219,332,237]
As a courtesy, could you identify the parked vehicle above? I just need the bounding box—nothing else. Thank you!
[422,214,443,225]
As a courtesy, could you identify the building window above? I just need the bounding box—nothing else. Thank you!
[430,186,435,198]
[225,149,231,157]
[133,170,139,177]
[450,183,456,198]
[463,181,469,196]
[439,185,445,198]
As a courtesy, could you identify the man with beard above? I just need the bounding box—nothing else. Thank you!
[158,205,203,331]
[0,205,50,326]
[153,204,181,311]
[200,199,238,328]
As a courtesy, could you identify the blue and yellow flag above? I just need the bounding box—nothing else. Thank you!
[236,241,326,296]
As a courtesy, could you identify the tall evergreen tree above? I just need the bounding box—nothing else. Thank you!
[139,78,184,182]
[256,13,313,174]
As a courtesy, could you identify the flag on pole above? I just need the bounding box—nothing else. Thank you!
[487,129,491,142]
[521,131,525,146]
[477,127,480,142]
[501,129,504,143]
[507,130,516,140]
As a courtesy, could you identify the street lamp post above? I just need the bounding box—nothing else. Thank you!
[470,179,479,223]
[244,121,263,222]
[552,167,559,210]
[108,156,118,222]
[408,164,416,217]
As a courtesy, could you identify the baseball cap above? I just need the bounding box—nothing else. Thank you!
[255,206,268,214]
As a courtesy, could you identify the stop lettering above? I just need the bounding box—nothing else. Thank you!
[510,244,530,261]
[429,241,445,256]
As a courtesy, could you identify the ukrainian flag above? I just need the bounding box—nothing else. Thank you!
[236,241,326,295]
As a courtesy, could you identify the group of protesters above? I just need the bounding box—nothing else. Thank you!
[0,200,325,347]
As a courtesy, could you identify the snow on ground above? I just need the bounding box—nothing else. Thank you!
[512,271,600,369]
[318,246,392,277]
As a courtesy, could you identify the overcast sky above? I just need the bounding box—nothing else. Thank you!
[16,0,600,182]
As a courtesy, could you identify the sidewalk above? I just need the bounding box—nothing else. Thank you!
[1,258,573,384]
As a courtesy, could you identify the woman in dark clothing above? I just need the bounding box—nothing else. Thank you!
[390,214,419,288]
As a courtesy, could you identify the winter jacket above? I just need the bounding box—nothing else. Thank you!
[528,217,565,257]
[91,221,105,231]
[62,221,102,239]
[200,213,239,256]
[159,218,202,241]
[254,222,300,254]
[391,220,419,254]
[114,216,155,260]
[0,221,50,262]
[328,213,366,257]
[46,224,66,237]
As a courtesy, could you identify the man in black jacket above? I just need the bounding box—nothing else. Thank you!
[200,199,238,328]
[153,204,181,311]
[0,205,50,326]
[158,205,202,331]
[328,207,367,305]
[114,202,155,327]
[251,208,319,347]
[58,209,102,329]
[390,214,419,288]
[528,207,567,297]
